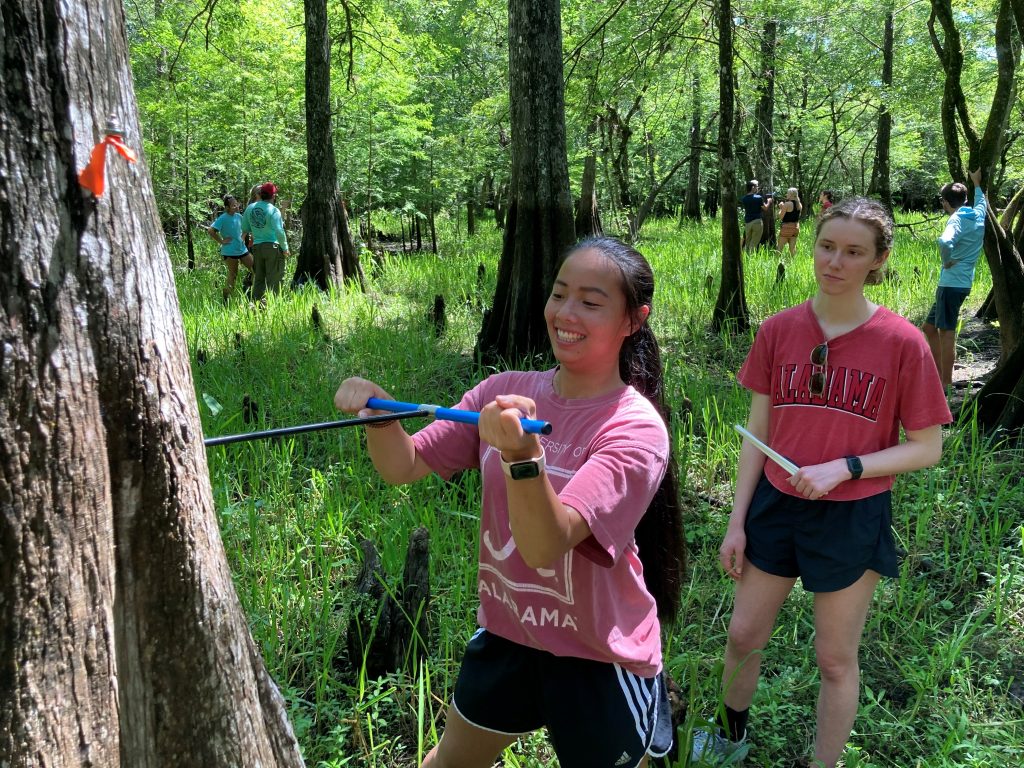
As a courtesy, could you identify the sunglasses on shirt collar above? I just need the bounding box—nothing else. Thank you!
[809,342,829,398]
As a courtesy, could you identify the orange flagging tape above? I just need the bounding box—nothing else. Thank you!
[78,133,137,197]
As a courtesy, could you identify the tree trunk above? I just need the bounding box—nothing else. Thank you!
[467,178,477,236]
[185,103,196,270]
[476,0,575,363]
[712,0,749,333]
[868,7,894,212]
[296,0,364,290]
[428,150,438,253]
[931,0,1024,431]
[682,75,703,222]
[0,0,305,763]
[575,117,602,238]
[753,20,778,248]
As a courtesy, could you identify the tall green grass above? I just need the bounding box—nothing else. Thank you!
[176,214,1022,767]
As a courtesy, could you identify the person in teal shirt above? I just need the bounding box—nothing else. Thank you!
[922,169,986,390]
[208,194,253,303]
[242,182,290,302]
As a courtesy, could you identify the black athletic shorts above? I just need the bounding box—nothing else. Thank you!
[744,473,898,592]
[452,628,673,768]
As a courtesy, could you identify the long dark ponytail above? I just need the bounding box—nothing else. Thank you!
[559,237,686,623]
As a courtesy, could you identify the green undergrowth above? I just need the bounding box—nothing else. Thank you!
[175,215,1022,767]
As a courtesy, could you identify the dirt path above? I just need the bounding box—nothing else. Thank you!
[948,316,1001,410]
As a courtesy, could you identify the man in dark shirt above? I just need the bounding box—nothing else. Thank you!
[740,180,771,253]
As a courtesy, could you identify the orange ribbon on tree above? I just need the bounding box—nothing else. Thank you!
[78,115,138,197]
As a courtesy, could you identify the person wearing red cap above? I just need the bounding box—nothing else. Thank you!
[242,182,290,301]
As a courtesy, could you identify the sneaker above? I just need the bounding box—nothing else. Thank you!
[690,727,749,765]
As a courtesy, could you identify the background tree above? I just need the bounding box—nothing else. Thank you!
[477,0,575,362]
[867,4,895,212]
[713,0,750,332]
[929,0,1024,431]
[295,0,365,290]
[0,0,305,762]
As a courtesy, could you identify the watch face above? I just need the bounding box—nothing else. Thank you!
[509,460,541,480]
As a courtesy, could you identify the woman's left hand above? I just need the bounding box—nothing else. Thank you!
[787,458,850,500]
[479,394,542,461]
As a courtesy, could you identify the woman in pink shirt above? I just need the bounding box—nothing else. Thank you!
[335,237,685,768]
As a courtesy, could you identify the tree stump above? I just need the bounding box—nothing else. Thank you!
[346,527,431,679]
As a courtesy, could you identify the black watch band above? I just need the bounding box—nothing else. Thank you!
[845,455,863,481]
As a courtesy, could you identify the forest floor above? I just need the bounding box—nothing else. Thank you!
[949,315,1002,410]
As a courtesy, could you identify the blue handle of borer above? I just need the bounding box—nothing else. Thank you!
[367,397,552,435]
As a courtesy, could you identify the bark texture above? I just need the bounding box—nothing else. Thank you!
[0,0,304,764]
[477,0,575,363]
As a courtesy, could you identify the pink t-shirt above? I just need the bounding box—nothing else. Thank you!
[738,301,952,501]
[412,368,669,676]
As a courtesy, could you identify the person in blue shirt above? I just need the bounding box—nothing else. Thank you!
[208,194,253,303]
[242,182,290,302]
[922,169,986,390]
[740,180,772,254]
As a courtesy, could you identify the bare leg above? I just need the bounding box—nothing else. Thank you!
[922,322,942,380]
[811,570,879,767]
[421,704,518,768]
[937,329,957,389]
[722,564,797,712]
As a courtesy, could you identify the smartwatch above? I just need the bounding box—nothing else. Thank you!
[845,455,863,481]
[501,449,546,480]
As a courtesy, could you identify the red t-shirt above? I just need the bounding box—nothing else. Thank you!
[412,368,668,676]
[738,301,952,501]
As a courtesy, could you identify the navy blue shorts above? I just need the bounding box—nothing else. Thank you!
[452,628,672,768]
[744,474,898,592]
[222,251,250,261]
[925,286,971,330]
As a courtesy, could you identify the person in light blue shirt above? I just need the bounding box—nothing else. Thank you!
[922,169,986,390]
[208,194,253,303]
[242,182,290,302]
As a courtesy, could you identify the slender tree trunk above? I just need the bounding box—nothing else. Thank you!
[428,149,437,253]
[754,20,778,248]
[682,75,703,222]
[713,0,749,332]
[575,116,602,237]
[868,7,894,211]
[0,0,305,763]
[467,178,477,236]
[296,0,364,290]
[476,0,575,362]
[184,102,196,270]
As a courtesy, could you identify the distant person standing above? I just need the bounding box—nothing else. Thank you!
[242,181,290,302]
[818,190,834,215]
[208,194,253,303]
[740,180,771,253]
[922,169,986,390]
[776,188,802,258]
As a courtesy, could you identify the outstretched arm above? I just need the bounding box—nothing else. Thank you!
[969,168,987,218]
[334,377,434,484]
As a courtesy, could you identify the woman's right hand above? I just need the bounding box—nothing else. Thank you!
[719,526,747,581]
[334,377,393,418]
